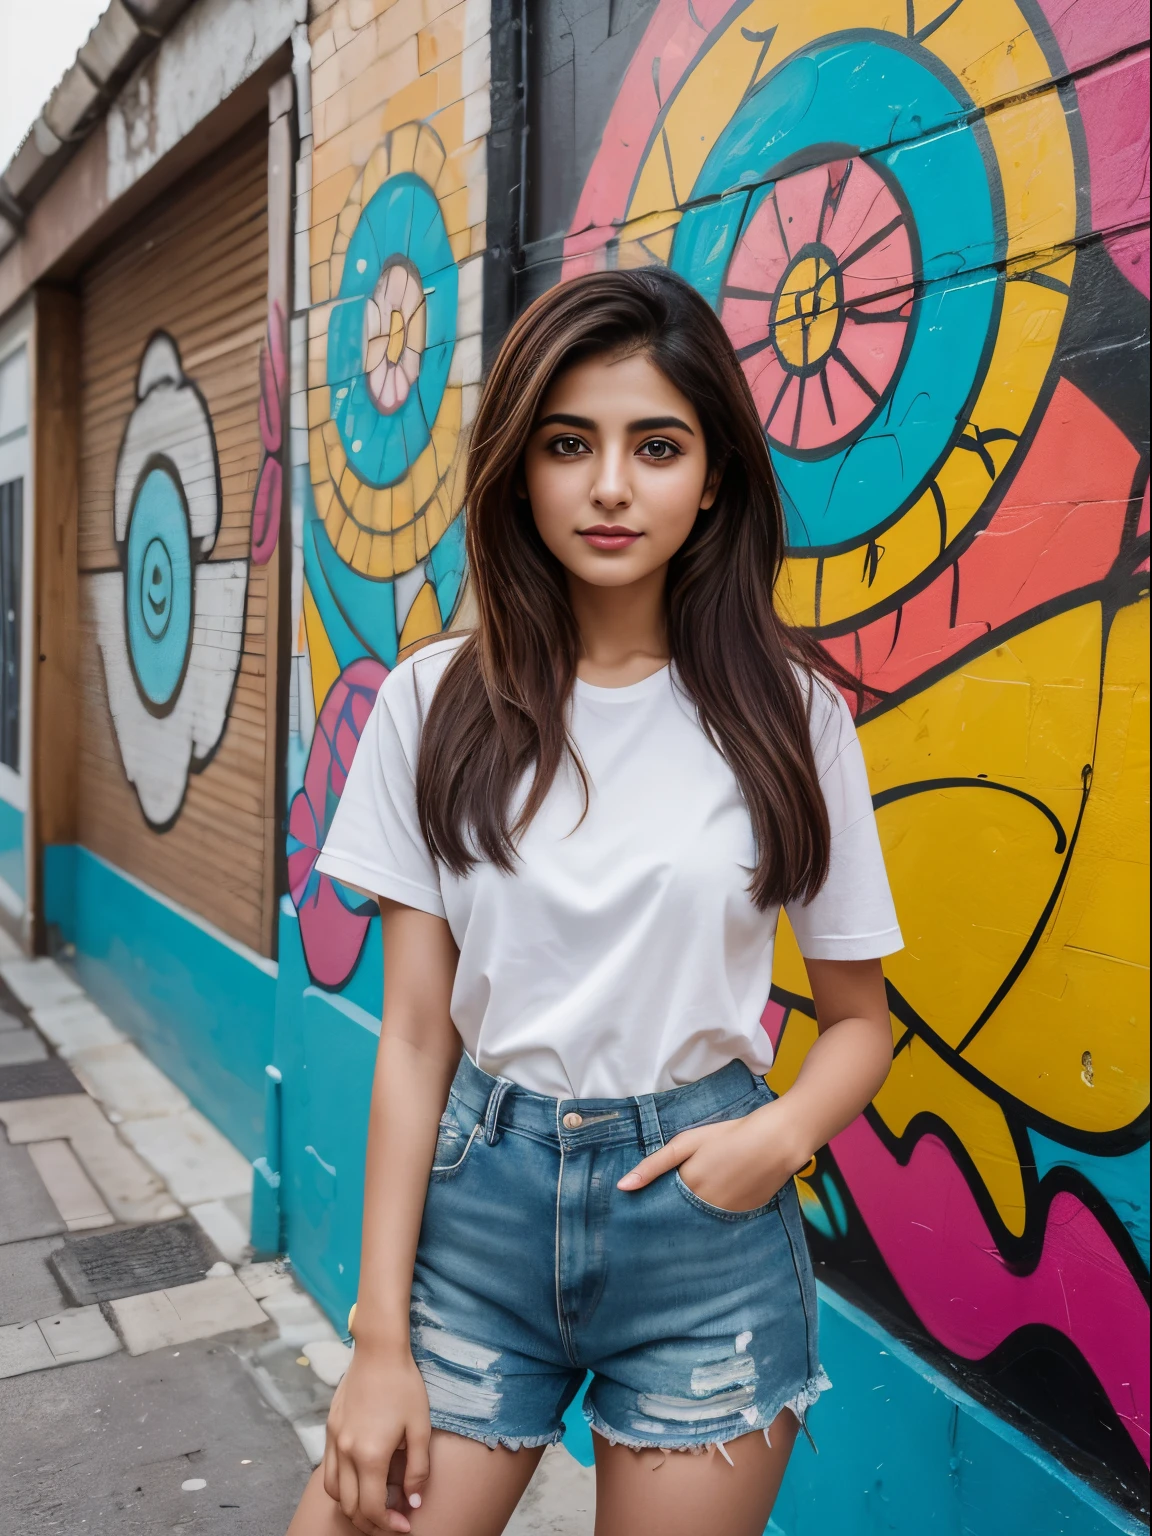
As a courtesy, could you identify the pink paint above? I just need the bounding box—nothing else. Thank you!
[289,658,388,988]
[1035,0,1148,74]
[563,0,728,270]
[823,379,1137,695]
[760,997,787,1052]
[1075,51,1151,298]
[832,1113,1151,1462]
[721,159,913,451]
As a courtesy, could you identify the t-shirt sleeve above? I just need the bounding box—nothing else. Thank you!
[314,658,446,919]
[784,679,902,961]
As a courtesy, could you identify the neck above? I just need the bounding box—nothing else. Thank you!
[567,566,669,685]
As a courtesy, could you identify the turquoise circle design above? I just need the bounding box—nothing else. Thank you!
[125,464,193,709]
[671,38,1003,552]
[327,172,459,489]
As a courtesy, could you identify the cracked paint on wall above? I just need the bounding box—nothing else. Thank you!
[562,0,1150,1484]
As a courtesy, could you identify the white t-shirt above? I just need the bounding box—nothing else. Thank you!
[316,637,901,1099]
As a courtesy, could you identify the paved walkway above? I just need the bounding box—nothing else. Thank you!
[0,931,593,1534]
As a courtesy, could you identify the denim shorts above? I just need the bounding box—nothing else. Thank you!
[410,1053,831,1454]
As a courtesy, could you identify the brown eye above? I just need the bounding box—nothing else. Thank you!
[640,438,678,460]
[554,436,585,456]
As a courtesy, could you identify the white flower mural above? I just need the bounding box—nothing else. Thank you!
[90,333,248,829]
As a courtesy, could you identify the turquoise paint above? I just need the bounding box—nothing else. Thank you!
[0,796,24,901]
[42,844,275,1161]
[767,1287,1144,1536]
[672,40,1001,550]
[1029,1131,1150,1269]
[273,897,380,1327]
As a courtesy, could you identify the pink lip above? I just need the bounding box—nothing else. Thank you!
[580,525,641,551]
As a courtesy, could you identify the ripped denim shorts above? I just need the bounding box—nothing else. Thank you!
[410,1053,831,1455]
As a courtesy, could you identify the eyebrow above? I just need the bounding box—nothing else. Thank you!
[534,412,696,435]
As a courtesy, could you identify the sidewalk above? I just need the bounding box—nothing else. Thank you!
[0,931,593,1535]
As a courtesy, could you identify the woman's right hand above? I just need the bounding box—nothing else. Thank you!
[323,1346,432,1533]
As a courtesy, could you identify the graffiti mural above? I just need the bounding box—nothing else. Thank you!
[558,0,1150,1484]
[90,333,249,830]
[289,0,489,993]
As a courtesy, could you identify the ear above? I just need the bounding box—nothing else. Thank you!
[699,460,724,512]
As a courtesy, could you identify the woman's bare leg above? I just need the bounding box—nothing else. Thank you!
[287,1431,545,1536]
[592,1407,799,1536]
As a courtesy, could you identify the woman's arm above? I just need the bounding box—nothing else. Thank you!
[324,898,461,1534]
[618,958,891,1211]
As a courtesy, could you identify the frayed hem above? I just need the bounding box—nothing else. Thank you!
[585,1368,834,1458]
[426,1414,564,1453]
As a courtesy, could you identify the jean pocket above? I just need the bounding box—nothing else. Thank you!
[666,1087,781,1220]
[671,1170,781,1222]
[429,1096,482,1181]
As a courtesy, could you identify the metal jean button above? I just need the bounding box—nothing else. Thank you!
[562,1111,583,1130]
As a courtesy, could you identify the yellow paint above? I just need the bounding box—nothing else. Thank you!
[874,1033,1028,1235]
[303,581,340,718]
[398,582,443,650]
[774,255,840,368]
[965,599,1150,1132]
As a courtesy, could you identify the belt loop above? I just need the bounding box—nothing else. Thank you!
[634,1095,665,1158]
[484,1077,513,1146]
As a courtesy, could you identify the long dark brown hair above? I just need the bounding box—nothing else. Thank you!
[417,268,854,909]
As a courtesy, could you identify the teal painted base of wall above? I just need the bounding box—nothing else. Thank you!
[43,844,276,1161]
[48,858,1143,1535]
[767,1287,1143,1536]
[0,796,25,903]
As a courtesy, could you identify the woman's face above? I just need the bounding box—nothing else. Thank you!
[523,349,718,590]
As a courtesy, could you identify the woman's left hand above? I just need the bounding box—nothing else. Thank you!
[617,1102,808,1213]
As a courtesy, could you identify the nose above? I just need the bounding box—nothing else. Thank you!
[590,445,632,512]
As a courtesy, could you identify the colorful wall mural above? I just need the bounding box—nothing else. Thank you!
[286,0,487,996]
[550,0,1149,1488]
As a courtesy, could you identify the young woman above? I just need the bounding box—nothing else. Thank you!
[288,269,901,1536]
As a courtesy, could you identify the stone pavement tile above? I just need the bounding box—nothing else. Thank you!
[0,1336,313,1534]
[257,1279,339,1347]
[507,1444,597,1535]
[28,1139,115,1230]
[302,1338,352,1388]
[111,1273,269,1355]
[121,1106,251,1206]
[30,995,126,1057]
[0,1127,65,1244]
[0,1235,66,1326]
[0,1094,182,1224]
[37,1306,121,1366]
[0,957,84,1012]
[239,1337,335,1425]
[189,1198,251,1266]
[293,1414,328,1466]
[0,1005,25,1031]
[69,1040,190,1121]
[237,1259,291,1300]
[0,1319,55,1378]
[0,1029,48,1066]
